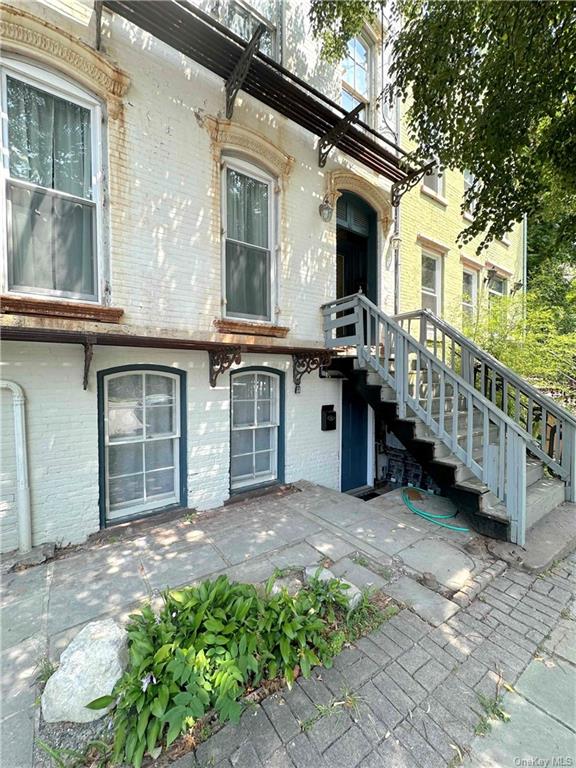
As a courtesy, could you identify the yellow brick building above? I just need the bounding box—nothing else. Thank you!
[397,128,526,325]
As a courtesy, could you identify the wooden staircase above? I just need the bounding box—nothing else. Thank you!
[322,293,576,545]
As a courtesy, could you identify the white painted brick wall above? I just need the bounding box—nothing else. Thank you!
[0,342,341,552]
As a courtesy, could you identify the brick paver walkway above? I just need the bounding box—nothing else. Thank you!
[173,557,575,768]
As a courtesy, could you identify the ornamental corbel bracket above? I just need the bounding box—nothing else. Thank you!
[225,24,265,119]
[391,160,436,207]
[318,103,364,168]
[292,351,333,394]
[209,346,242,388]
[82,336,96,390]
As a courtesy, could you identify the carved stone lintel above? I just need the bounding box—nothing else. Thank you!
[82,338,95,390]
[225,23,265,119]
[209,346,242,388]
[292,351,332,394]
[391,160,436,207]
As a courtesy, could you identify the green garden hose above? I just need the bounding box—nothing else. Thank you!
[401,486,469,532]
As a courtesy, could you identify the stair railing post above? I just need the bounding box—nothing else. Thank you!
[397,332,407,418]
[506,429,527,546]
[355,297,365,365]
[419,313,427,347]
[564,423,576,502]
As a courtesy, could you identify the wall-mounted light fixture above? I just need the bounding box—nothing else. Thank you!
[483,266,498,286]
[318,195,334,222]
[391,234,402,250]
[511,280,524,295]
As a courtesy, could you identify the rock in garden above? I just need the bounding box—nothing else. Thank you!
[270,575,303,596]
[42,619,127,723]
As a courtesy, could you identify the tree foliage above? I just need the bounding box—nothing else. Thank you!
[309,0,576,251]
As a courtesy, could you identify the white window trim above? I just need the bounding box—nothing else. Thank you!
[221,156,277,324]
[421,250,442,315]
[220,0,279,61]
[230,371,280,490]
[421,162,445,202]
[0,57,104,303]
[488,275,507,300]
[462,267,478,316]
[341,34,373,124]
[103,371,182,520]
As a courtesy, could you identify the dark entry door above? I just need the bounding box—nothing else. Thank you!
[337,228,369,298]
[341,379,368,491]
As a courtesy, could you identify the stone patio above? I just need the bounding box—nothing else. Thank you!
[1,481,574,768]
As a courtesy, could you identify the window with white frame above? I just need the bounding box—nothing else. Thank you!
[462,268,477,318]
[103,371,181,521]
[230,371,280,490]
[222,0,278,60]
[223,158,274,322]
[488,275,507,301]
[463,169,476,216]
[1,60,101,301]
[341,36,371,120]
[421,252,442,314]
[422,161,444,197]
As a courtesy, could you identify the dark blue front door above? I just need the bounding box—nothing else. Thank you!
[341,380,368,492]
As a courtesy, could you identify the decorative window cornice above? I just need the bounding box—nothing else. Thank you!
[0,3,129,113]
[326,170,392,231]
[416,233,451,255]
[205,116,294,181]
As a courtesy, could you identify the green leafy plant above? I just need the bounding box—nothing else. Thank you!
[37,739,112,768]
[89,573,353,767]
[35,656,57,687]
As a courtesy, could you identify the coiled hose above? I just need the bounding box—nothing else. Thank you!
[401,486,469,532]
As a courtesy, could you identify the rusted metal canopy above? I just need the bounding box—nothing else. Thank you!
[102,0,411,183]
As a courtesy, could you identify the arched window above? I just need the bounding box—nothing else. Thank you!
[222,157,276,322]
[1,58,103,302]
[100,368,185,523]
[230,369,283,490]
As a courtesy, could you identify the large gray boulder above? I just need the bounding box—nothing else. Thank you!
[42,619,127,723]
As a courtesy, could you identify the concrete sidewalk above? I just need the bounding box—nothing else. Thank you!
[1,482,574,767]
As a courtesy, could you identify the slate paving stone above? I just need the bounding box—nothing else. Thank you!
[352,699,393,746]
[315,665,348,697]
[384,577,460,626]
[330,558,390,591]
[515,657,576,730]
[305,531,356,562]
[323,725,371,768]
[397,538,478,591]
[455,656,491,688]
[340,655,379,688]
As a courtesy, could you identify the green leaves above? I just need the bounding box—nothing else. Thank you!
[85,694,116,710]
[108,573,357,767]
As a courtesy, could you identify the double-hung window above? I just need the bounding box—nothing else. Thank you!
[1,60,101,301]
[421,252,442,314]
[223,159,274,322]
[463,170,476,217]
[462,269,477,319]
[222,0,278,60]
[341,37,371,120]
[422,162,444,198]
[103,370,182,521]
[488,275,507,301]
[230,371,280,490]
